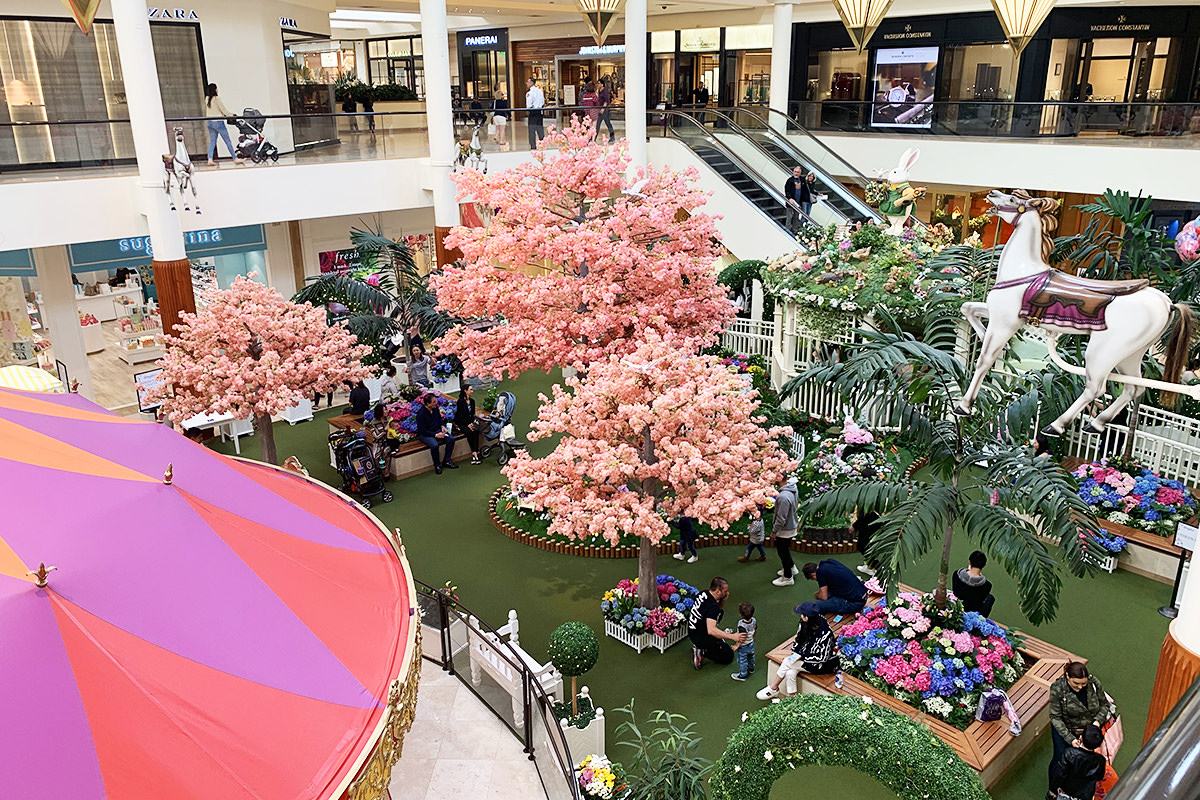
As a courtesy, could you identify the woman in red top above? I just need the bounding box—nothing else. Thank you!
[580,81,600,139]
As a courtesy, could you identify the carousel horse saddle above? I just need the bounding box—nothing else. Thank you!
[1020,270,1149,331]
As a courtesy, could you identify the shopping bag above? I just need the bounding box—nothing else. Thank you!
[486,122,497,136]
[1100,715,1123,761]
[1094,763,1119,799]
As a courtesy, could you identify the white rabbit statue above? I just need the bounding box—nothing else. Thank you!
[876,148,925,235]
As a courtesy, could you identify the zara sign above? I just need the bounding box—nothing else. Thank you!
[280,16,299,29]
[147,8,199,20]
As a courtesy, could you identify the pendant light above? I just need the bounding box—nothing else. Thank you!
[831,0,896,53]
[576,0,625,46]
[990,0,1056,58]
[61,0,103,35]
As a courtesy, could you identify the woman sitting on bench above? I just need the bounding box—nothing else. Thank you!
[756,602,838,700]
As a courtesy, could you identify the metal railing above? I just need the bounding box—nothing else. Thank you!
[789,100,1200,141]
[416,580,581,800]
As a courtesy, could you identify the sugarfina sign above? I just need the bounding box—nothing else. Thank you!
[69,225,266,270]
[119,229,223,258]
[147,8,199,20]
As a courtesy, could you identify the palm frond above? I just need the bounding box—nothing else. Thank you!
[294,273,395,315]
[959,501,1063,625]
[865,484,960,602]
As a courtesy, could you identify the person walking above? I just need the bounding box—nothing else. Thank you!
[1048,662,1113,799]
[738,503,769,562]
[204,84,244,166]
[597,77,616,143]
[1049,724,1107,800]
[673,516,700,563]
[772,478,799,586]
[801,558,868,615]
[693,81,709,125]
[361,92,376,133]
[491,88,510,147]
[415,393,458,474]
[783,166,814,231]
[731,601,757,681]
[581,81,601,137]
[687,577,745,670]
[341,94,359,132]
[525,77,545,149]
[756,602,838,700]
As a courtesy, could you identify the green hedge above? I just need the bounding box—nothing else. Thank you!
[709,695,989,800]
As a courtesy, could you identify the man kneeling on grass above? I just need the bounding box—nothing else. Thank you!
[687,577,746,670]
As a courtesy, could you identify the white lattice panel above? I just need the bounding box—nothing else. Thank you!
[721,318,775,360]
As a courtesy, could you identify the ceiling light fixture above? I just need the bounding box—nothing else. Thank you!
[830,0,895,53]
[576,0,625,45]
[989,0,1056,58]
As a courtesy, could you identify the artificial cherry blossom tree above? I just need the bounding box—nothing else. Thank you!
[503,334,796,609]
[150,276,370,465]
[434,119,734,379]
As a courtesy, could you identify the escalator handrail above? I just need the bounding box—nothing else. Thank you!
[710,107,879,224]
[649,110,821,231]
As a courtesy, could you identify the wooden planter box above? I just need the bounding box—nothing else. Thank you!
[1098,518,1181,584]
[765,584,1083,790]
[604,619,688,654]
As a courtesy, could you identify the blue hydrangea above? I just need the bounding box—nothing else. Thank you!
[670,593,681,603]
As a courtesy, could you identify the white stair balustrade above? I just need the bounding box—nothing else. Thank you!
[467,609,563,728]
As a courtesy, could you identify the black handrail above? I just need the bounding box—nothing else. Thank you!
[414,579,583,800]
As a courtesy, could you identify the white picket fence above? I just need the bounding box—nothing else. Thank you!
[721,317,775,360]
[1063,403,1200,487]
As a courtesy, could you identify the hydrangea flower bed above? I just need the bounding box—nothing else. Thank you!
[837,592,1026,730]
[381,393,455,443]
[795,420,908,527]
[600,575,699,638]
[1072,460,1197,537]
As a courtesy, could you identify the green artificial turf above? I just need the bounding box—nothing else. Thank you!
[211,368,1171,799]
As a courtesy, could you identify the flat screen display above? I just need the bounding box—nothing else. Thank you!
[871,46,939,128]
[134,368,165,414]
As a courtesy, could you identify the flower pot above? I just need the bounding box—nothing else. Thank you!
[561,688,606,760]
[603,619,688,654]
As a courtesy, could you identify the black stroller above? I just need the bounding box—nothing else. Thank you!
[329,429,392,508]
[234,109,280,164]
[477,391,526,465]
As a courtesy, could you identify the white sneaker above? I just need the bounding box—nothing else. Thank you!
[756,687,778,701]
[672,553,686,561]
[857,565,876,576]
[772,577,795,586]
[687,555,698,563]
[777,566,800,577]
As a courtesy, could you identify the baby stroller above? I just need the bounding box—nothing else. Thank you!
[478,391,526,465]
[329,429,392,508]
[234,109,280,164]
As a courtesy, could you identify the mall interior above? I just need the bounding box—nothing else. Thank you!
[1,0,1199,798]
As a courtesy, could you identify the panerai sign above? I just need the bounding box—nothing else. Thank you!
[280,16,299,29]
[464,34,499,45]
[1091,15,1150,32]
[147,8,199,20]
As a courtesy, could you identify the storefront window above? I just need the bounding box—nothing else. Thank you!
[289,40,357,85]
[652,53,675,105]
[1043,36,1179,102]
[736,52,771,104]
[0,18,204,168]
[809,49,869,101]
[367,36,425,97]
[941,43,1014,100]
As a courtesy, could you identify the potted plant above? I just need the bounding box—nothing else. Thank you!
[576,753,629,800]
[600,576,698,654]
[549,622,604,758]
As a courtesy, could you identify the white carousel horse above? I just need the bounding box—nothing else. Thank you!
[956,188,1196,437]
[162,126,200,214]
[453,125,487,174]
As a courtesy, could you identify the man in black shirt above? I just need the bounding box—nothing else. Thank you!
[414,393,458,474]
[783,166,815,231]
[952,550,995,616]
[687,577,745,670]
[347,380,371,415]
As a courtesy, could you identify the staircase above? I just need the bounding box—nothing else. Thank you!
[690,143,790,230]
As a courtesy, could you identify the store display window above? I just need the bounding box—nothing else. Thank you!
[288,40,358,85]
[941,43,1014,100]
[1043,36,1179,102]
[367,36,425,97]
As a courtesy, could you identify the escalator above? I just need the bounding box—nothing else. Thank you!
[691,143,790,230]
[745,136,866,221]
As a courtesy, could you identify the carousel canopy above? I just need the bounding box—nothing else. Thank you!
[0,387,414,800]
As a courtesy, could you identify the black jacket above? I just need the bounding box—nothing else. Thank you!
[454,396,476,430]
[784,175,813,205]
[952,569,994,614]
[1050,747,1107,799]
[415,404,445,439]
[348,383,370,414]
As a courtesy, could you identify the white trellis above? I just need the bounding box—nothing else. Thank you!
[1063,403,1200,487]
[721,317,775,360]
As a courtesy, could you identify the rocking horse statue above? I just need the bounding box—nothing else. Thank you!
[453,124,487,174]
[162,126,200,214]
[956,189,1198,437]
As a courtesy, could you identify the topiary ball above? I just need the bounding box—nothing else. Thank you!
[547,621,600,678]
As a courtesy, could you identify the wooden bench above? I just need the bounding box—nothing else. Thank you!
[327,414,471,479]
[763,584,1082,789]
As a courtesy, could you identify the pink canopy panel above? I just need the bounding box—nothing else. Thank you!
[0,387,415,800]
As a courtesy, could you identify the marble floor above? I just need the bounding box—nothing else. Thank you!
[390,659,549,800]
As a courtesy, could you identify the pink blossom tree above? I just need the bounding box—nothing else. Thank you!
[150,276,370,465]
[503,334,796,609]
[433,119,734,379]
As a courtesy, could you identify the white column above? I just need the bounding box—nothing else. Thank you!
[420,0,460,235]
[624,0,648,168]
[263,222,297,298]
[770,2,794,117]
[109,0,186,261]
[1175,557,1200,653]
[33,247,94,400]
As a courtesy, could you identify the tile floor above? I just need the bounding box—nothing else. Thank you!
[389,660,549,800]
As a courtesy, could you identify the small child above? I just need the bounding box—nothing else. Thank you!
[731,601,757,681]
[738,504,768,562]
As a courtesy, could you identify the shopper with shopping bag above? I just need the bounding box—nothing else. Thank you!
[1049,724,1108,800]
[1048,662,1115,800]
